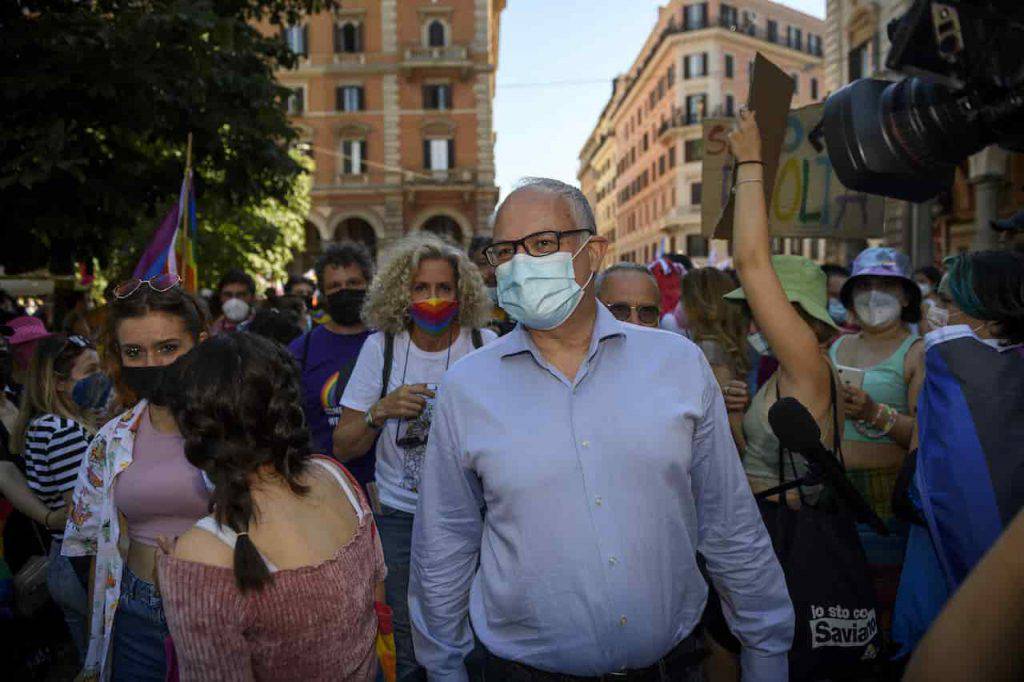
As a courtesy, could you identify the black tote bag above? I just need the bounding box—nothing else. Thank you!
[755,378,883,680]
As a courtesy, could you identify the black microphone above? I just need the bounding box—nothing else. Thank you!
[768,397,890,536]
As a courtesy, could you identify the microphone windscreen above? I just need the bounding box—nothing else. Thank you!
[768,397,823,452]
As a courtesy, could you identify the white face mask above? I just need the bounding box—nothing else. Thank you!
[222,297,251,323]
[853,289,902,328]
[496,238,594,331]
[926,304,949,329]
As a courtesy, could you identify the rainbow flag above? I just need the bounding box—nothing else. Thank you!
[133,169,198,292]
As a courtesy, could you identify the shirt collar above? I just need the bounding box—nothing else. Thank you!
[500,300,626,361]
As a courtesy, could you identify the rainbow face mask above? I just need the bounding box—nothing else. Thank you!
[409,298,459,335]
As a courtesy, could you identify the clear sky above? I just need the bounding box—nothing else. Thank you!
[493,0,825,199]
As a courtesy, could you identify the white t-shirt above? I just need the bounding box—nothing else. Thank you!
[340,328,496,512]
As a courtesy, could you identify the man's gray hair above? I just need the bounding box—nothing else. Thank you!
[596,262,659,296]
[497,177,597,234]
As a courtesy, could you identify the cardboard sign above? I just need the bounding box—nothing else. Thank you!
[701,104,886,239]
[707,53,795,239]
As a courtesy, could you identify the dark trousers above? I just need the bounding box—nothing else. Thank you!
[483,629,706,682]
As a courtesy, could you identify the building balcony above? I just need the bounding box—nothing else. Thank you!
[657,111,701,142]
[401,45,473,76]
[661,206,701,229]
[403,167,478,188]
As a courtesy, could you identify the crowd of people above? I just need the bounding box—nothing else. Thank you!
[0,111,1023,681]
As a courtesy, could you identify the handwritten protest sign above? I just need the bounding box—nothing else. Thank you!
[701,103,885,239]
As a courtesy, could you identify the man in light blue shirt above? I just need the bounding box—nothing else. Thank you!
[410,178,793,681]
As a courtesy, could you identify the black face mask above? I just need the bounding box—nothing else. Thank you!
[326,290,366,326]
[120,352,189,406]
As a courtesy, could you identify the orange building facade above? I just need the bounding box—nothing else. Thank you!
[265,1,505,271]
[579,0,824,265]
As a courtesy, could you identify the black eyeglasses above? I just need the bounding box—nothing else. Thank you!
[607,303,661,326]
[113,274,181,300]
[483,229,593,267]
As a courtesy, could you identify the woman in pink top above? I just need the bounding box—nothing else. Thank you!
[63,275,211,681]
[157,332,387,681]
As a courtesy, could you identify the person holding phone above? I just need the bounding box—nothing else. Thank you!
[334,233,496,681]
[827,247,925,637]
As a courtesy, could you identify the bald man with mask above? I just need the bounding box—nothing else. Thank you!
[409,178,792,682]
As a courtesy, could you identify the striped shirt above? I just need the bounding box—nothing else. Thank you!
[24,413,91,539]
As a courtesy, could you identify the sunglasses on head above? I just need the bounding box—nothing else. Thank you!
[113,274,182,300]
[607,303,661,326]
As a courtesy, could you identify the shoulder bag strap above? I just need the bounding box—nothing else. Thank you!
[380,333,395,400]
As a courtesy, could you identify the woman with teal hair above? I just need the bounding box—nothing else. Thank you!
[892,249,1024,662]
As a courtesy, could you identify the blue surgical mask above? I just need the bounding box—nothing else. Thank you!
[827,297,847,325]
[747,332,773,357]
[496,239,594,331]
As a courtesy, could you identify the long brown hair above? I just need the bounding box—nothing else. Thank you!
[103,285,209,404]
[681,268,751,375]
[10,335,95,455]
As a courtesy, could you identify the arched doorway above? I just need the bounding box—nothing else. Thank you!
[290,221,322,276]
[334,217,378,256]
[421,215,462,245]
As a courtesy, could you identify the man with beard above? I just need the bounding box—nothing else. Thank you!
[288,242,376,487]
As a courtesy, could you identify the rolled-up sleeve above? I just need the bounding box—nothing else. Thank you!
[689,359,794,681]
[409,386,484,682]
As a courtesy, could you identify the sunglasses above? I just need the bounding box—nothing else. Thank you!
[114,274,182,300]
[607,303,661,326]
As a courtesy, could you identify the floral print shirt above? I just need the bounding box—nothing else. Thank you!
[62,401,148,680]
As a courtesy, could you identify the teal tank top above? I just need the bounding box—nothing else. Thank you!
[828,333,919,444]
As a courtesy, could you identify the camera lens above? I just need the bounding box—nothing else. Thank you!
[821,78,989,202]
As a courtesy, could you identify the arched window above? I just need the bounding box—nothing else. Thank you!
[427,20,446,47]
[335,21,363,53]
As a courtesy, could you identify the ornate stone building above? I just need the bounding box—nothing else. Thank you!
[265,0,505,272]
[579,0,825,265]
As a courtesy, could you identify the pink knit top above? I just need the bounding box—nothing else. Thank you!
[157,458,386,682]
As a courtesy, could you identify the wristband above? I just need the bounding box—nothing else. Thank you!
[364,404,381,430]
[736,160,765,167]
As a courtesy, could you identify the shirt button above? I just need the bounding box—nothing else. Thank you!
[581,440,590,448]
[595,496,603,506]
[619,616,628,626]
[608,556,618,566]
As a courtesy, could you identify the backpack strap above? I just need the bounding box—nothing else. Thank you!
[380,332,395,400]
[471,328,483,349]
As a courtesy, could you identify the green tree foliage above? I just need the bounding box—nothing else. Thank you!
[0,0,338,277]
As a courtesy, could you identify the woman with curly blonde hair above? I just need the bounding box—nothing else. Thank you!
[334,231,495,679]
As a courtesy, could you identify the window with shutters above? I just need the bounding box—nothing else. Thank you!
[683,3,708,30]
[667,65,676,86]
[811,78,819,100]
[284,25,307,56]
[724,54,734,78]
[424,138,454,171]
[341,139,365,175]
[684,53,708,79]
[658,155,666,176]
[767,20,778,43]
[686,235,709,258]
[725,94,734,117]
[791,73,799,95]
[690,182,702,205]
[423,84,451,110]
[668,146,677,168]
[427,20,447,47]
[336,86,364,112]
[685,94,706,124]
[285,87,305,115]
[720,4,738,28]
[787,26,803,50]
[335,22,363,53]
[848,42,869,81]
[684,139,703,162]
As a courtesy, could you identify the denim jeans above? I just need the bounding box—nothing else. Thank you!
[46,539,89,663]
[376,504,425,682]
[110,566,169,682]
